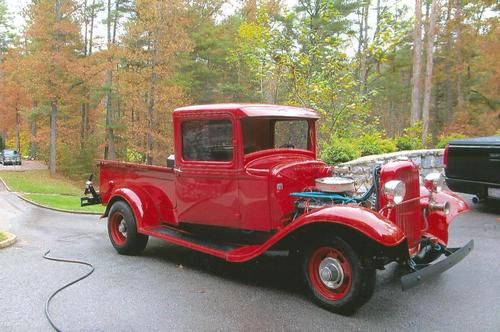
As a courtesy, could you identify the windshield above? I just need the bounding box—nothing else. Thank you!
[3,150,17,156]
[241,118,312,154]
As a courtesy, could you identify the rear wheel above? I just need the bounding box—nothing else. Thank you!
[302,237,375,315]
[108,200,148,255]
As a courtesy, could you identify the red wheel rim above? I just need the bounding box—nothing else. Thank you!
[109,212,127,246]
[308,246,352,301]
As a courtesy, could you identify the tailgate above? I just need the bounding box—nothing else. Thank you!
[446,144,500,183]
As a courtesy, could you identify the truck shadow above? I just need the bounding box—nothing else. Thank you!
[140,239,404,305]
[144,242,304,292]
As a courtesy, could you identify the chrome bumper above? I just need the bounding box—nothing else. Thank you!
[401,239,474,290]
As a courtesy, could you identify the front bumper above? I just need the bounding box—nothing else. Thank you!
[401,239,474,290]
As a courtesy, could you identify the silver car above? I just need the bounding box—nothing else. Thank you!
[1,149,21,166]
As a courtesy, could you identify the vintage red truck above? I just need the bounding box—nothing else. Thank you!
[82,103,473,314]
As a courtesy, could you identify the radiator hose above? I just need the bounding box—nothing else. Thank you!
[43,250,95,332]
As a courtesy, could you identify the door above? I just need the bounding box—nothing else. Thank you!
[174,117,241,228]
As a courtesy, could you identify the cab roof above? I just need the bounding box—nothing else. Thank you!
[174,103,320,119]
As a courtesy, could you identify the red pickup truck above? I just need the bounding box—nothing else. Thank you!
[82,103,473,314]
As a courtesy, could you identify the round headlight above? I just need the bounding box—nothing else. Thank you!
[383,180,406,204]
[424,172,444,193]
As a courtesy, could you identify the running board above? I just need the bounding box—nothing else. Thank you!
[142,226,260,261]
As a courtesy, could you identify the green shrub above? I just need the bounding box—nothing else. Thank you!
[59,139,99,180]
[127,148,144,162]
[435,133,467,148]
[395,122,430,151]
[356,133,396,156]
[396,136,423,151]
[321,139,361,165]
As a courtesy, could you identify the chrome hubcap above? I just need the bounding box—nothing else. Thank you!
[318,257,344,289]
[118,220,127,237]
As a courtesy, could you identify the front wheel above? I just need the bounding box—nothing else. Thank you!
[108,200,148,255]
[302,237,375,315]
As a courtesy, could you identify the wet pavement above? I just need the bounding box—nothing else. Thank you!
[0,180,499,331]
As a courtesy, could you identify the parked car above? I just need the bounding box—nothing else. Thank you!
[444,136,500,203]
[82,104,473,315]
[1,149,21,166]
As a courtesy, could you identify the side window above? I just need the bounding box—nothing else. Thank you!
[182,119,233,162]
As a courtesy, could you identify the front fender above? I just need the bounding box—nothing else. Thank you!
[291,205,406,247]
[422,187,469,245]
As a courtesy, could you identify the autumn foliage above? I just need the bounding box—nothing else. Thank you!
[0,0,498,178]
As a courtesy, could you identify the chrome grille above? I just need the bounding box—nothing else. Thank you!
[394,170,422,248]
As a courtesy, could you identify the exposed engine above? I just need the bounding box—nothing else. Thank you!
[291,166,381,219]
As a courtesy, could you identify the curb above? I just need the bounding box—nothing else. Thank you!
[0,231,17,249]
[0,176,12,191]
[15,194,103,215]
[0,176,102,216]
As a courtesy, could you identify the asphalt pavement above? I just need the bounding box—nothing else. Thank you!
[0,180,499,331]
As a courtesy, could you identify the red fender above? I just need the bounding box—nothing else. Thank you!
[226,205,406,262]
[103,187,159,231]
[421,187,469,245]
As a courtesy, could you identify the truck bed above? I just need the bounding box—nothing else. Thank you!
[445,136,500,197]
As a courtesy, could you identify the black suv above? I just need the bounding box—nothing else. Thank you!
[1,149,21,166]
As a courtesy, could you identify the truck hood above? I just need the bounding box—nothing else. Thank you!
[245,151,331,223]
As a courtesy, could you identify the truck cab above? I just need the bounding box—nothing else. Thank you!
[83,103,473,315]
[172,104,328,233]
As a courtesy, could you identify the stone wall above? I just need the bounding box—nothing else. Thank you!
[336,149,445,191]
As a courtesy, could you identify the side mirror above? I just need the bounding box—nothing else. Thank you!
[167,155,175,168]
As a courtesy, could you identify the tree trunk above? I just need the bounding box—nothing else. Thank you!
[80,103,88,150]
[410,0,423,124]
[83,0,88,56]
[444,0,453,121]
[421,0,439,144]
[15,105,20,153]
[48,0,62,176]
[105,0,116,160]
[30,117,37,159]
[89,0,95,55]
[455,0,465,109]
[146,39,157,166]
[49,100,57,175]
[359,0,370,95]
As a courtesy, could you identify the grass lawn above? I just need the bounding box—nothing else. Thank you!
[0,170,104,214]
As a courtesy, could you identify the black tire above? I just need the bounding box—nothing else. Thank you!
[107,200,148,255]
[301,237,376,315]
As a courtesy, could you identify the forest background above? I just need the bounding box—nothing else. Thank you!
[0,0,498,179]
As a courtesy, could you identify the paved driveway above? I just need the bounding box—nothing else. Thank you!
[0,181,499,331]
[0,160,47,172]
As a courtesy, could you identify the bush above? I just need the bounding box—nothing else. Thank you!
[321,139,361,165]
[395,122,430,151]
[59,139,99,180]
[395,136,423,151]
[356,133,396,156]
[435,133,467,148]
